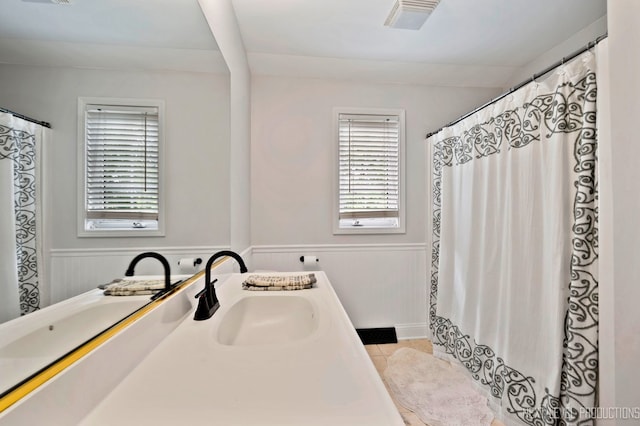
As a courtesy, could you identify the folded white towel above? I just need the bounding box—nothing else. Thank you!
[242,274,316,291]
[102,279,167,296]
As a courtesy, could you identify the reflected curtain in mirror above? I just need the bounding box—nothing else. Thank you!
[0,113,43,322]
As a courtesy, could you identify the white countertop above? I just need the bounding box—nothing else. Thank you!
[79,272,403,426]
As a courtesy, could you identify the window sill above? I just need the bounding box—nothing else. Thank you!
[334,217,404,235]
[333,223,405,235]
[78,229,165,238]
[79,219,164,237]
[333,228,405,235]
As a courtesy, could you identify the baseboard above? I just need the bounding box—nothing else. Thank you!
[395,323,429,340]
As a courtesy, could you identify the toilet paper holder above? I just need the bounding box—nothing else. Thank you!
[178,257,203,267]
[299,256,319,263]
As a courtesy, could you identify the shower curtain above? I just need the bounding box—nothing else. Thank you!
[428,51,598,425]
[0,112,43,322]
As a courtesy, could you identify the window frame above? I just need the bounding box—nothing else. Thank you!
[332,107,406,235]
[77,97,165,237]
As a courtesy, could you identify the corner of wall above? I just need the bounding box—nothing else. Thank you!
[503,15,608,90]
[198,0,252,251]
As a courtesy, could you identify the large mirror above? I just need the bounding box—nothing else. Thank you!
[0,0,229,396]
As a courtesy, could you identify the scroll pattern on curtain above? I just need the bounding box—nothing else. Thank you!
[430,65,598,424]
[0,124,40,314]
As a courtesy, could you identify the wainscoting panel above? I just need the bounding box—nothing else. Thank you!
[48,246,247,306]
[48,245,423,337]
[252,244,428,339]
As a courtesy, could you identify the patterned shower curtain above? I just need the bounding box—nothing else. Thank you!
[0,112,43,321]
[428,51,598,425]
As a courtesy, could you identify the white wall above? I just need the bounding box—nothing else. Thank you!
[0,64,230,250]
[251,75,500,245]
[605,0,640,419]
[250,75,500,334]
[504,16,607,89]
[0,63,231,304]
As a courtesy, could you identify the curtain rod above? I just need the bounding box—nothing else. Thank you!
[0,107,51,129]
[425,33,608,139]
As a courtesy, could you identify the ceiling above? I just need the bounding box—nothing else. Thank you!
[0,0,607,86]
[3,0,217,49]
[231,0,607,87]
[232,0,605,66]
[0,0,226,73]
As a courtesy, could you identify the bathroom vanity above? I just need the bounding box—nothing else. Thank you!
[0,271,403,425]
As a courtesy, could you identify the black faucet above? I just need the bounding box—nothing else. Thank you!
[194,250,248,321]
[125,251,172,300]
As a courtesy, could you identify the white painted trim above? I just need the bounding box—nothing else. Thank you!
[395,323,429,340]
[237,246,252,256]
[252,243,426,253]
[332,107,406,235]
[39,127,50,308]
[50,246,229,257]
[50,244,424,257]
[76,96,166,238]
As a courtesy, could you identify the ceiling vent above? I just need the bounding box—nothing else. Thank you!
[384,0,440,30]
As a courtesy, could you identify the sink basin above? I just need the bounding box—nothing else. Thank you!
[217,296,318,346]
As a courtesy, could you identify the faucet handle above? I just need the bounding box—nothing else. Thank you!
[194,279,218,299]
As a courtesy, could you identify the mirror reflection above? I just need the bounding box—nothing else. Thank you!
[0,0,229,395]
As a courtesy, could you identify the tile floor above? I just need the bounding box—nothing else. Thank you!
[365,339,504,426]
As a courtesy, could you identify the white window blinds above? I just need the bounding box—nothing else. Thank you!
[85,104,159,221]
[338,113,399,221]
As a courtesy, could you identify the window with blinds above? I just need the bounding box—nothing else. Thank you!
[335,109,405,233]
[79,98,164,235]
